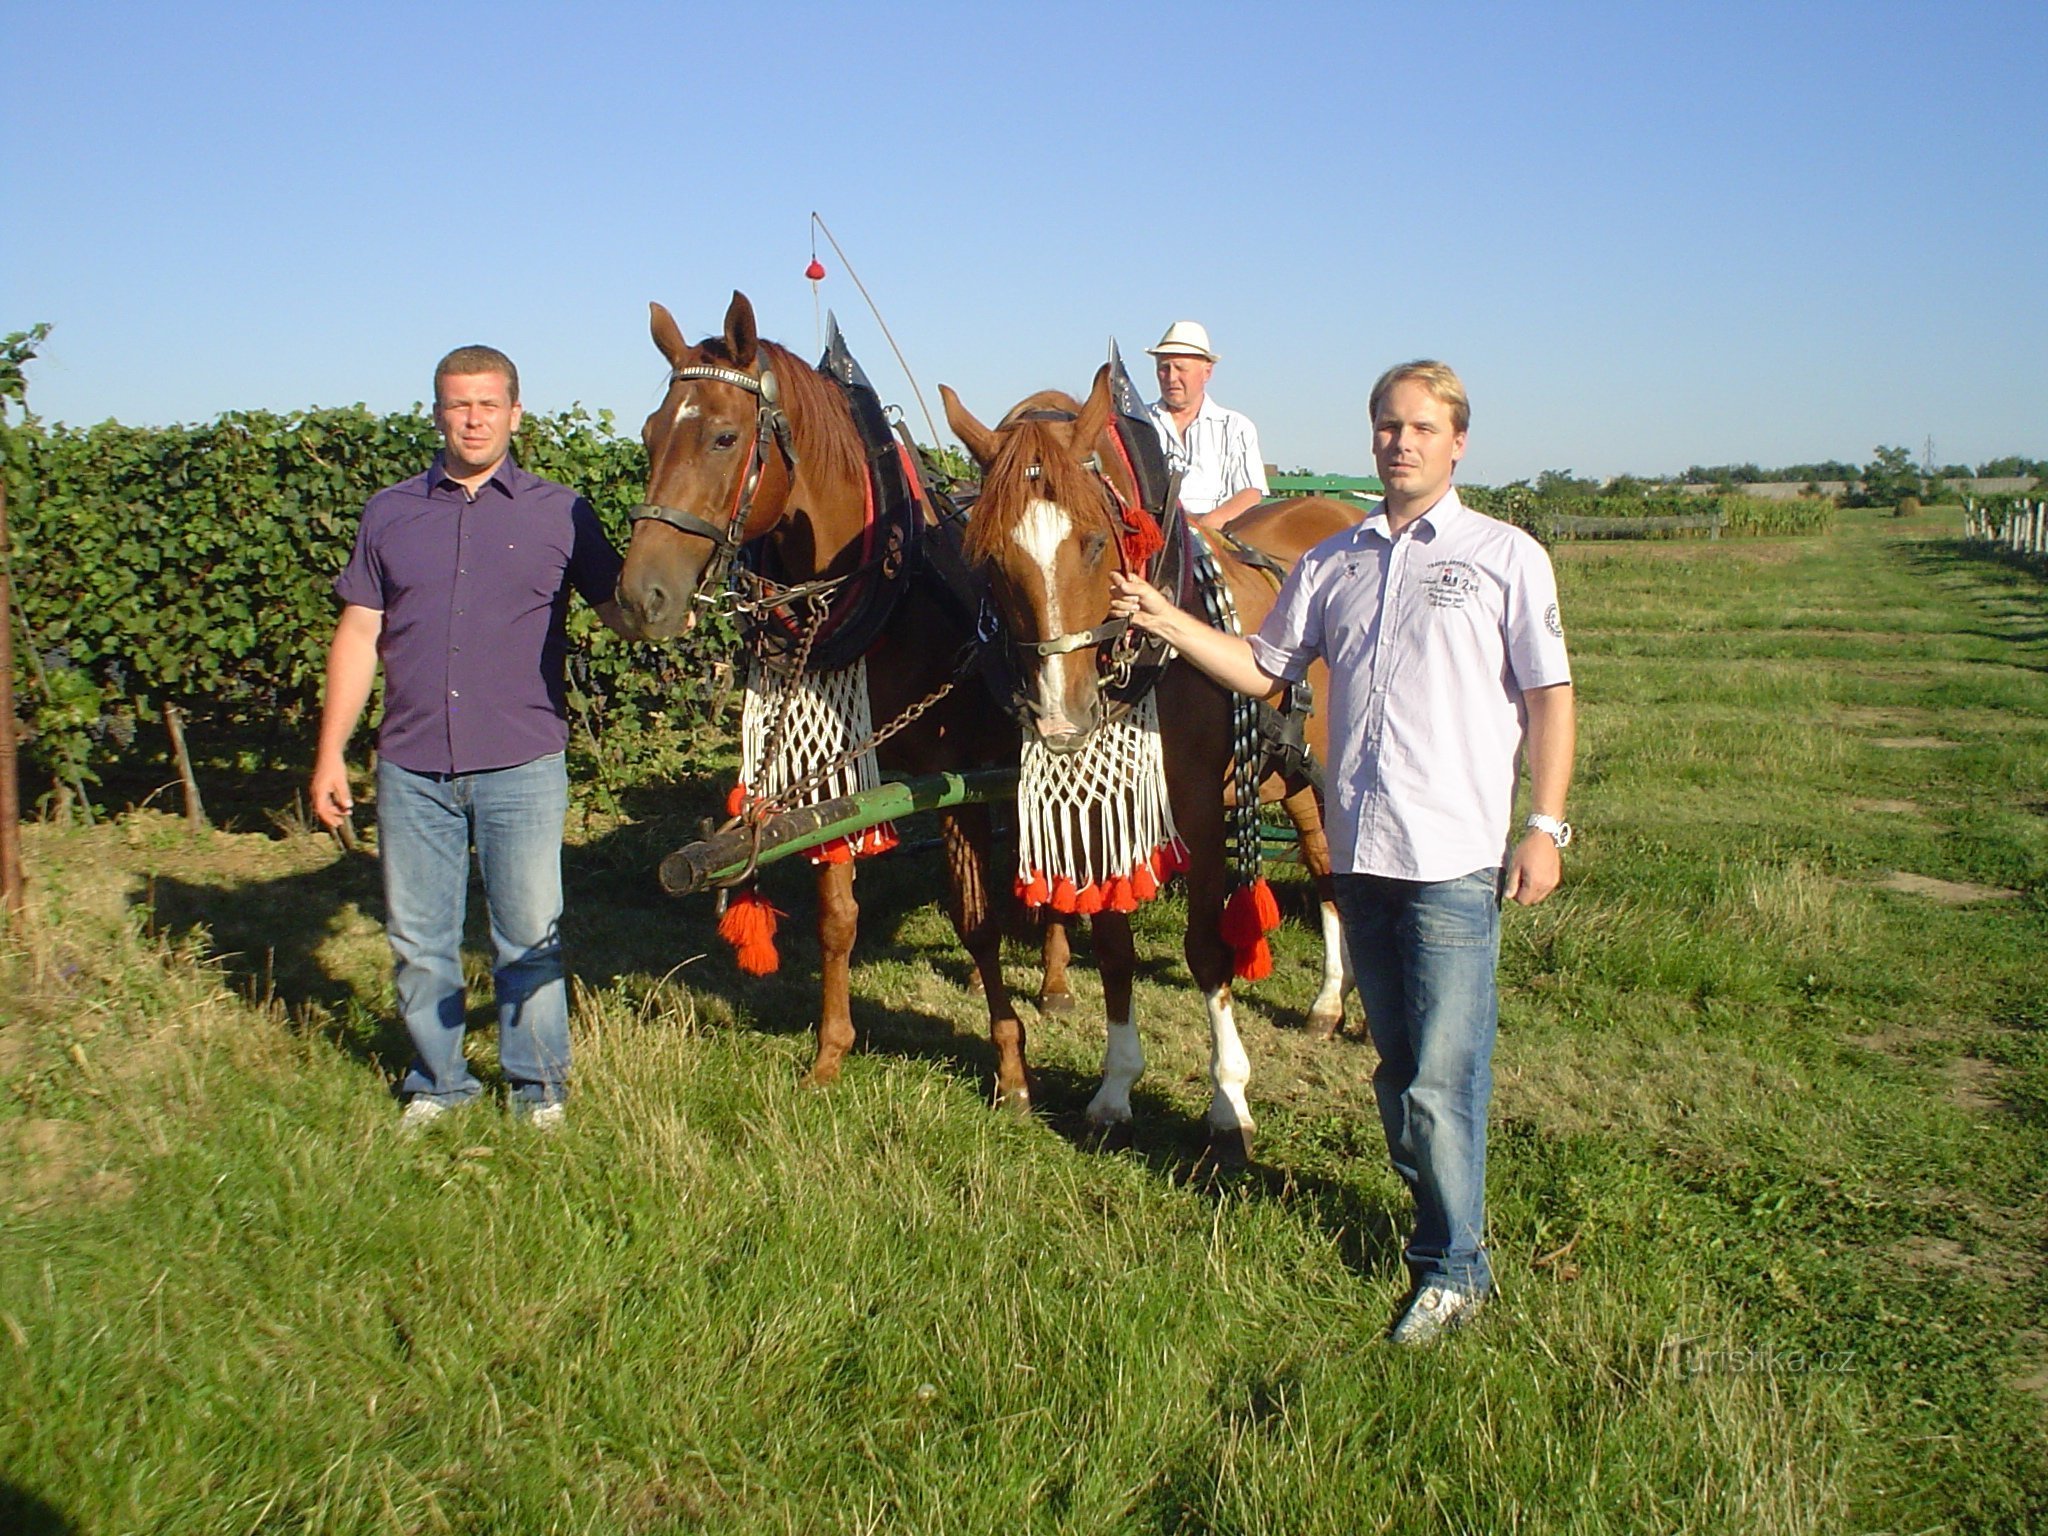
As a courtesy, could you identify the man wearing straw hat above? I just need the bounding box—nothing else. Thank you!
[1147,320,1270,530]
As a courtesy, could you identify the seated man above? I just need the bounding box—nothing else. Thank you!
[1147,320,1269,529]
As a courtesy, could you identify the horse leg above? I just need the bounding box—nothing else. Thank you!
[1038,912,1077,1015]
[1278,783,1351,1039]
[1082,910,1141,1147]
[803,860,859,1088]
[939,807,1031,1112]
[1172,750,1256,1164]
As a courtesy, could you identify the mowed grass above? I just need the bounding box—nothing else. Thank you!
[4,507,2045,1534]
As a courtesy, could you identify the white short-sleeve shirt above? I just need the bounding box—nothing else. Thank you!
[1149,395,1270,515]
[1247,489,1572,881]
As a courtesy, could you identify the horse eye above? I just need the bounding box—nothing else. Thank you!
[713,431,740,450]
[1083,530,1110,564]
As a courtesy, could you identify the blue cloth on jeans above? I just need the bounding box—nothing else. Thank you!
[1333,867,1501,1297]
[378,753,570,1106]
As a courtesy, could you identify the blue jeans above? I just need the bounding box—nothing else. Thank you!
[377,753,571,1107]
[1333,868,1501,1296]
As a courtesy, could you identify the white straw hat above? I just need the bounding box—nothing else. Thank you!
[1146,320,1217,362]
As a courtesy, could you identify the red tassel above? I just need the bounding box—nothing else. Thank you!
[1022,870,1052,907]
[1130,862,1158,902]
[812,838,854,865]
[1119,510,1166,571]
[1221,883,1265,951]
[1235,936,1274,981]
[718,890,781,975]
[1075,881,1104,915]
[726,783,747,817]
[1050,876,1079,913]
[1251,877,1281,933]
[1106,875,1138,913]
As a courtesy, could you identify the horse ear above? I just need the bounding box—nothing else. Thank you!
[649,302,690,369]
[724,291,759,368]
[940,385,998,468]
[1071,365,1115,455]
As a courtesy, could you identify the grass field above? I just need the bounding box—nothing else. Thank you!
[3,508,2044,1534]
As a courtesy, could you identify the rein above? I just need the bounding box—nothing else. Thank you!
[627,362,801,596]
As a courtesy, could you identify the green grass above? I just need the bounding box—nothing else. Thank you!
[3,506,2045,1533]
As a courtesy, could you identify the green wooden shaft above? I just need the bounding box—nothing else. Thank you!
[658,768,1020,895]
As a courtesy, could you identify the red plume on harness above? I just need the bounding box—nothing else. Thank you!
[1102,420,1166,570]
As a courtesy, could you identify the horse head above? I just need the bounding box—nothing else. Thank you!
[616,290,805,638]
[942,366,1135,754]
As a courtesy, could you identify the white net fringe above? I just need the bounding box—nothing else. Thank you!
[739,656,883,810]
[1017,690,1180,887]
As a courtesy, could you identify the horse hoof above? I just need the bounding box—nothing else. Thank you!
[800,1063,843,1091]
[994,1085,1034,1117]
[966,969,986,997]
[1207,1125,1255,1167]
[1037,989,1076,1016]
[1310,1011,1346,1041]
[1084,1119,1135,1153]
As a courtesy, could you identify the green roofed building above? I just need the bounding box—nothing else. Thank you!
[1265,471,1383,505]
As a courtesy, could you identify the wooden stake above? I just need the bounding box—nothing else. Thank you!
[162,700,206,830]
[0,475,23,914]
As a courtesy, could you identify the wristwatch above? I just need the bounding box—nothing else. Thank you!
[1525,813,1572,849]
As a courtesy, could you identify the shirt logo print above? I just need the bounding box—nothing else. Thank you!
[1423,559,1480,610]
[1545,602,1564,637]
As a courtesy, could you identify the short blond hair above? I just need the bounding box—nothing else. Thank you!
[434,345,520,405]
[1369,360,1468,435]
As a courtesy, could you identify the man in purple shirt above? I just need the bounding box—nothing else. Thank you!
[311,345,627,1133]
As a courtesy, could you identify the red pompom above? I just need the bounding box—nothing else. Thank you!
[718,889,782,976]
[1119,509,1166,571]
[1235,936,1274,981]
[726,783,747,818]
[1106,876,1138,914]
[1221,883,1265,950]
[1130,862,1158,902]
[1251,877,1282,933]
[804,258,827,281]
[1075,881,1105,915]
[812,838,854,865]
[1050,876,1079,913]
[1021,870,1052,908]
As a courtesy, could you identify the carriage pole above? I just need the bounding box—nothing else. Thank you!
[658,768,1018,896]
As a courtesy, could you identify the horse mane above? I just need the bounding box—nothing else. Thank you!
[690,333,866,494]
[963,390,1120,564]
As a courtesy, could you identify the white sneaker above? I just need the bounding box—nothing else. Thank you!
[398,1097,449,1135]
[517,1100,567,1133]
[1390,1284,1486,1346]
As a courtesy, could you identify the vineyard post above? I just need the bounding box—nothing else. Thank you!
[0,472,22,915]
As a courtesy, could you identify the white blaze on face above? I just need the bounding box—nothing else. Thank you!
[1013,498,1074,732]
[671,398,701,428]
[1204,986,1255,1135]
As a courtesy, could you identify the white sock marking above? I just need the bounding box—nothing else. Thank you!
[1204,986,1254,1134]
[1085,1017,1144,1127]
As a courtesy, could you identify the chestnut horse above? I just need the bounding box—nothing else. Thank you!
[941,369,1360,1156]
[615,291,1068,1106]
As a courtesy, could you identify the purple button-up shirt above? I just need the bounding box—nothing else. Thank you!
[335,454,623,775]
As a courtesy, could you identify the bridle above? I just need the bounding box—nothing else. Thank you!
[990,411,1149,703]
[627,361,801,596]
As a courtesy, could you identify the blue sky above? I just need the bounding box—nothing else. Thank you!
[6,0,2042,484]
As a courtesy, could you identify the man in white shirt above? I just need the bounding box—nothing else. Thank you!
[1147,321,1270,529]
[1110,360,1576,1345]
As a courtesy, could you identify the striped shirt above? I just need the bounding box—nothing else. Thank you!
[1149,395,1269,515]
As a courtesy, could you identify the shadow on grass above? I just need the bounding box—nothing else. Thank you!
[0,1481,79,1536]
[129,766,1404,1286]
[1901,541,2048,653]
